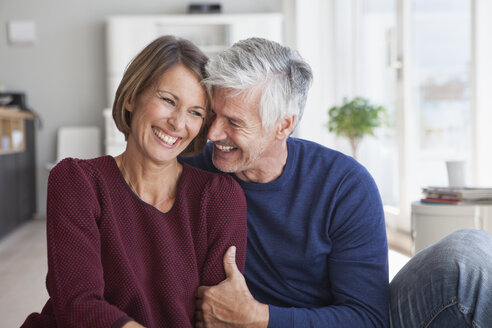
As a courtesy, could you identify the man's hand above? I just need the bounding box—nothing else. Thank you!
[122,321,146,328]
[195,246,269,328]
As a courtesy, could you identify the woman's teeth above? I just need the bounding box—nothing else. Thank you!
[152,127,178,145]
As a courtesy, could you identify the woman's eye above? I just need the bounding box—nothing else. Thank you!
[162,97,175,106]
[190,110,204,119]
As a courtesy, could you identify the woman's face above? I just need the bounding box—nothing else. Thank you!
[127,64,207,163]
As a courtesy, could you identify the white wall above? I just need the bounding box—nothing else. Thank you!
[0,0,282,216]
[282,0,338,147]
[291,0,335,146]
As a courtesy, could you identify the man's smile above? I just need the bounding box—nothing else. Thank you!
[214,143,237,152]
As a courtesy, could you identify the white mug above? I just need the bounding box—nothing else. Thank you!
[446,160,467,188]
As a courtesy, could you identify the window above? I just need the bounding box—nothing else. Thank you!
[358,0,472,230]
[411,0,472,188]
[293,0,492,232]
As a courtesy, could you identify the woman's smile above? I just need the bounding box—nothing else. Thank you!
[152,126,179,146]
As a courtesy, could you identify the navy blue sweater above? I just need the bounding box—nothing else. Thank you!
[182,137,389,327]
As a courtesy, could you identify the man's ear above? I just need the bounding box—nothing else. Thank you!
[276,115,296,140]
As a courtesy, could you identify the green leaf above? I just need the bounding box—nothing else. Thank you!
[326,96,387,155]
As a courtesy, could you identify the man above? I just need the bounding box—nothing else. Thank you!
[183,38,492,327]
[183,37,388,327]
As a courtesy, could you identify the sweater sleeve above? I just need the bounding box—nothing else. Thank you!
[200,174,248,285]
[268,167,389,328]
[45,159,131,327]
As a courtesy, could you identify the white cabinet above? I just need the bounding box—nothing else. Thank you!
[104,13,283,156]
[411,201,492,254]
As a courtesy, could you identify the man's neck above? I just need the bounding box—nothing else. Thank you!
[235,140,288,184]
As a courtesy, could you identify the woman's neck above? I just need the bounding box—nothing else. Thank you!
[118,152,181,212]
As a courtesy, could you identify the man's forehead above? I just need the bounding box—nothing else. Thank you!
[211,88,229,106]
[211,87,266,130]
[212,88,240,103]
[212,88,261,108]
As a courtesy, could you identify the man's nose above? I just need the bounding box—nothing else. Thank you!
[207,116,226,141]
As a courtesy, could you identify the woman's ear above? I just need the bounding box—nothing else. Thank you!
[126,99,135,112]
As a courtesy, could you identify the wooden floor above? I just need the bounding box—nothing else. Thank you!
[387,226,413,257]
[0,218,409,327]
[0,218,48,327]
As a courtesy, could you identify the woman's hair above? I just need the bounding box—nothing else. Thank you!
[112,35,209,157]
[203,37,313,132]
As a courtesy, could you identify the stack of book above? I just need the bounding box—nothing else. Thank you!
[421,187,492,205]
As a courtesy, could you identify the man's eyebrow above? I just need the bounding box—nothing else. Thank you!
[226,114,246,125]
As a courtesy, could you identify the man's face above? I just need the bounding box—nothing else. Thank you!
[207,88,278,177]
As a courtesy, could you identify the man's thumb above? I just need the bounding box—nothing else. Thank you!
[223,245,239,277]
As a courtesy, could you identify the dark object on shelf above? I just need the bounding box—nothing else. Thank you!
[188,3,221,14]
[0,92,28,110]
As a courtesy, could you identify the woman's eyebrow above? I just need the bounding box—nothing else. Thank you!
[156,89,178,100]
[158,89,206,110]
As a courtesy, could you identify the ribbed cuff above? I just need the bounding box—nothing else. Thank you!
[267,305,293,328]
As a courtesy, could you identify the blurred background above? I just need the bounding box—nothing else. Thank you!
[1,0,492,324]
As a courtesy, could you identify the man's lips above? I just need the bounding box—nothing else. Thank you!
[214,143,237,152]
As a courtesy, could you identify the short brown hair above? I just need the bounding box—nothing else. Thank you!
[112,35,209,157]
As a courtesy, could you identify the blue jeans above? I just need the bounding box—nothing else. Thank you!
[389,229,492,328]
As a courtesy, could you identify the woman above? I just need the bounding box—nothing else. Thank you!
[22,36,247,328]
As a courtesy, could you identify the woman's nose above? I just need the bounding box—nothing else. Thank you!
[169,108,186,130]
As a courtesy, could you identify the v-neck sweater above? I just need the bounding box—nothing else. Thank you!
[22,156,247,328]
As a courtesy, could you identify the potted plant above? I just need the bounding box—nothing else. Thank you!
[327,97,387,160]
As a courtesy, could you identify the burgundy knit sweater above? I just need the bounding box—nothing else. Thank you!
[22,156,247,328]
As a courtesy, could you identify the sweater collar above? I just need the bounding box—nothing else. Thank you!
[232,137,296,191]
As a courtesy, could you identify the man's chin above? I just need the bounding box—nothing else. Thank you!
[211,156,238,173]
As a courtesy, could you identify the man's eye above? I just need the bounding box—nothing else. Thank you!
[228,119,240,128]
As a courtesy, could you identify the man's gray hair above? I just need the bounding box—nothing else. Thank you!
[203,37,313,132]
